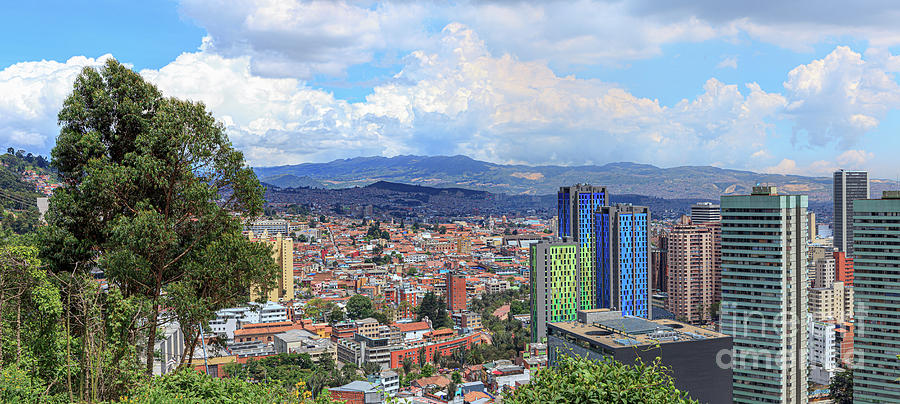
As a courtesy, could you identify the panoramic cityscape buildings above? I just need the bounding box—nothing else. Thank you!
[5,1,900,403]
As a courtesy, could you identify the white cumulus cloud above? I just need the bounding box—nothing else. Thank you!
[0,55,112,151]
[783,46,900,148]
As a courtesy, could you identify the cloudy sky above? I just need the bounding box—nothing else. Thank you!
[4,0,900,177]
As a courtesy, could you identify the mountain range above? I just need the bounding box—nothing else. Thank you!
[254,155,895,202]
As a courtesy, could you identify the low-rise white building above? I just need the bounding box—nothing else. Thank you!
[210,302,288,341]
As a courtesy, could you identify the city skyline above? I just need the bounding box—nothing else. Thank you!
[6,1,900,177]
[6,2,900,400]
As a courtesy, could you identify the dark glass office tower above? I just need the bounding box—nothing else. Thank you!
[833,169,869,256]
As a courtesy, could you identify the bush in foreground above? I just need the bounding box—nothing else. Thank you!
[504,354,698,404]
[113,369,333,404]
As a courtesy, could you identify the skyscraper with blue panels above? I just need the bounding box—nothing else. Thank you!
[557,185,607,310]
[595,204,652,318]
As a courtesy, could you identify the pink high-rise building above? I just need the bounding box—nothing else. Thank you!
[666,216,721,323]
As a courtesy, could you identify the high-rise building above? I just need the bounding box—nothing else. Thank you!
[557,185,607,311]
[813,256,836,288]
[833,251,854,287]
[529,239,579,342]
[835,322,855,368]
[595,204,651,319]
[834,169,869,256]
[446,273,466,312]
[721,186,808,404]
[666,215,721,324]
[690,202,721,223]
[249,231,295,302]
[808,319,839,386]
[651,234,668,291]
[246,219,292,236]
[852,191,900,402]
[808,211,817,241]
[807,245,828,287]
[808,281,853,323]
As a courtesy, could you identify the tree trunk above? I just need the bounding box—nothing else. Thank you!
[16,291,22,362]
[145,293,160,375]
[0,288,5,364]
[66,287,73,402]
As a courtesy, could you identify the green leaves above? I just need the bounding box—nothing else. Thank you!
[43,57,276,378]
[346,294,374,320]
[504,354,699,404]
[829,368,852,404]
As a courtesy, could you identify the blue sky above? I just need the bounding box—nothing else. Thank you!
[3,0,900,178]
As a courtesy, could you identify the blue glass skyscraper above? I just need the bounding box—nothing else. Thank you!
[557,185,607,310]
[595,204,651,318]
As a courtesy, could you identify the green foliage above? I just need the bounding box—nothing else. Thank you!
[285,203,311,216]
[304,298,338,322]
[41,58,275,377]
[365,222,390,240]
[114,368,333,404]
[361,361,381,377]
[402,358,413,375]
[420,363,435,378]
[829,368,852,404]
[0,365,67,403]
[504,354,698,404]
[0,152,46,235]
[328,306,345,324]
[416,292,450,329]
[417,347,426,367]
[346,294,374,320]
[0,244,69,392]
[364,254,391,266]
[462,289,531,364]
[224,353,353,399]
[371,310,390,325]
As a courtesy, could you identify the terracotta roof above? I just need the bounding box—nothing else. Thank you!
[463,391,490,403]
[412,375,451,389]
[492,304,510,320]
[393,321,431,333]
[234,323,303,337]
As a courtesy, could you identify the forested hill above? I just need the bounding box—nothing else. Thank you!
[0,149,54,234]
[254,155,893,202]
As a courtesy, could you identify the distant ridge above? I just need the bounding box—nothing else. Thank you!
[253,155,891,202]
[364,180,490,197]
[262,180,714,218]
[259,174,323,189]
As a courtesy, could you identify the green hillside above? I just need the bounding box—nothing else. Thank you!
[0,149,53,234]
[253,155,863,202]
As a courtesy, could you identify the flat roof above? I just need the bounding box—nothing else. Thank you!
[549,317,728,349]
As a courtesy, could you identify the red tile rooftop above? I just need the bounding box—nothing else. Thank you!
[393,321,431,333]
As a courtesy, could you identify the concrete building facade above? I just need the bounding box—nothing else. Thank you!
[546,310,732,404]
[666,216,721,324]
[852,192,900,402]
[690,202,721,223]
[808,319,838,386]
[808,281,853,323]
[833,169,869,256]
[446,272,467,312]
[720,186,808,404]
[249,231,294,302]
